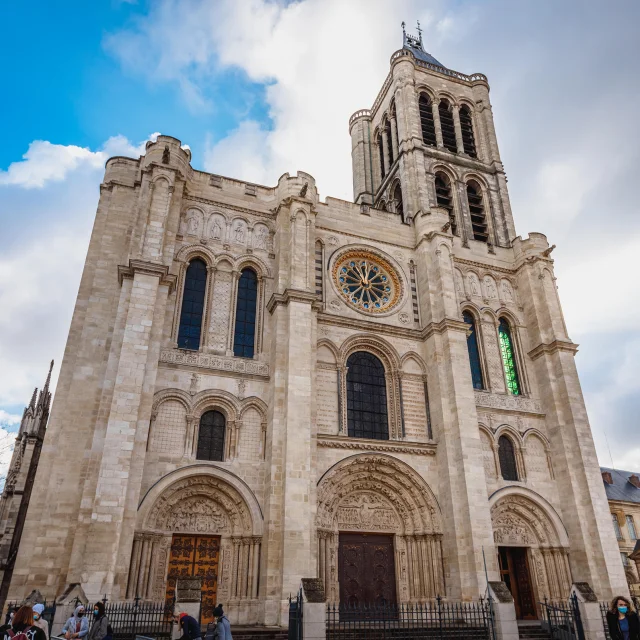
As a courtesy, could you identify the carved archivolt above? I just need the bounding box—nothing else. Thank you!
[491,493,561,547]
[317,454,444,604]
[490,490,572,600]
[145,475,254,536]
[317,454,441,535]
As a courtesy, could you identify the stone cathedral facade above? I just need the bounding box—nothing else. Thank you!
[8,30,627,626]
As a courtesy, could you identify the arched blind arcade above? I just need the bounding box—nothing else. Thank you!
[499,318,521,395]
[439,100,457,153]
[498,435,518,481]
[459,105,477,157]
[346,351,389,441]
[196,410,226,462]
[419,95,437,147]
[177,258,207,350]
[233,268,258,358]
[463,311,484,390]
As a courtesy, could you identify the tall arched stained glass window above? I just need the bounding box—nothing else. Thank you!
[233,268,258,358]
[346,351,389,441]
[498,435,518,481]
[498,318,521,395]
[177,258,207,350]
[463,311,484,390]
[196,410,226,461]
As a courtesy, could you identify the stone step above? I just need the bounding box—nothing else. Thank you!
[518,624,553,639]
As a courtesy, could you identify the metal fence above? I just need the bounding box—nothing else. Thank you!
[96,599,174,640]
[288,590,303,640]
[539,595,584,640]
[326,597,495,640]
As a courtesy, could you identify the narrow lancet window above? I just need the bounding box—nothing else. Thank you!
[377,134,385,180]
[177,258,207,350]
[463,311,484,390]
[196,410,226,461]
[498,435,519,481]
[385,119,394,165]
[499,318,521,395]
[233,268,258,358]
[346,351,389,440]
[394,182,403,219]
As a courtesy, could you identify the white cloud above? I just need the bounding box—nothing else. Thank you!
[0,135,153,189]
[0,410,20,428]
[0,133,158,409]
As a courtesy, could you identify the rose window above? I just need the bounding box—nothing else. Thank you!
[333,251,401,313]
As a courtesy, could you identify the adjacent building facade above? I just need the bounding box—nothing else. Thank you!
[7,29,627,626]
[602,467,640,597]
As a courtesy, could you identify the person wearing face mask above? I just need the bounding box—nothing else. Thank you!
[606,596,640,640]
[61,606,88,640]
[31,605,48,640]
[86,603,111,640]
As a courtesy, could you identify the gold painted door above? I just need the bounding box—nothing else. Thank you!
[165,535,221,625]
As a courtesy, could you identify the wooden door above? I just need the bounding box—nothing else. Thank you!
[338,533,397,607]
[166,535,220,624]
[498,547,537,619]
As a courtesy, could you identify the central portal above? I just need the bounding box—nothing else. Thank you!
[498,546,536,619]
[338,532,397,606]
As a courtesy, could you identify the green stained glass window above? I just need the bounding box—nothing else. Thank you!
[498,318,521,395]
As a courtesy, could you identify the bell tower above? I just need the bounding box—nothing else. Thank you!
[349,23,515,249]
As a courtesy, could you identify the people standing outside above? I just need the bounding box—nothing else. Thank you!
[606,596,640,640]
[31,605,48,640]
[1,605,46,640]
[86,603,111,640]
[62,606,89,640]
[212,605,232,640]
[176,613,201,640]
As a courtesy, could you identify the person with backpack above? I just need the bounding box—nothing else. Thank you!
[86,603,111,640]
[176,613,201,640]
[1,605,46,640]
[212,605,232,640]
[61,606,89,640]
[31,605,48,640]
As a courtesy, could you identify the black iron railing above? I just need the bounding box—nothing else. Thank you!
[288,590,303,640]
[86,598,174,640]
[539,595,584,640]
[326,597,494,639]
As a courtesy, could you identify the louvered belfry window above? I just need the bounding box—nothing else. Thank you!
[197,410,226,461]
[419,94,437,147]
[498,435,519,481]
[233,268,258,358]
[177,258,207,350]
[439,99,458,153]
[346,351,389,441]
[435,172,456,235]
[459,105,477,157]
[467,181,489,242]
[463,311,484,390]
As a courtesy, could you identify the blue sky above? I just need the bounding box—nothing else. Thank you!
[1,0,639,481]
